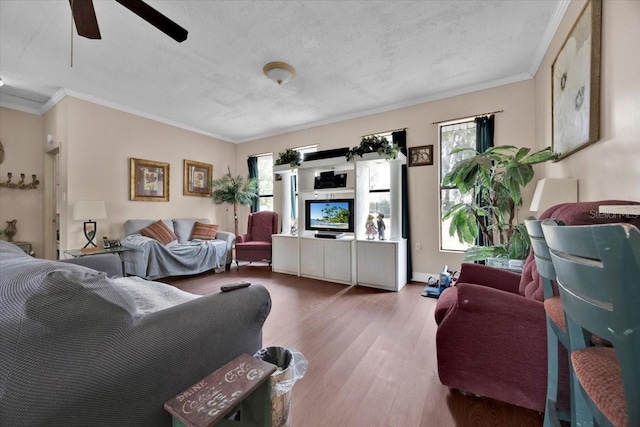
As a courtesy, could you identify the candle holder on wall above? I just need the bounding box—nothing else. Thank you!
[0,173,40,190]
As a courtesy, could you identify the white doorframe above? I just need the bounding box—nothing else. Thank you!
[44,147,59,260]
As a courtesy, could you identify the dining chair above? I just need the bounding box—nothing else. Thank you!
[525,219,571,427]
[541,220,640,427]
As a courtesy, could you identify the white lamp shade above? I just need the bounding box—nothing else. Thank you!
[73,200,107,220]
[529,178,578,212]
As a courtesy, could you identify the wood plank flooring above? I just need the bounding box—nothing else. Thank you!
[164,265,543,427]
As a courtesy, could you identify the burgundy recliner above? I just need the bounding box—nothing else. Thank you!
[235,211,279,267]
[434,200,640,412]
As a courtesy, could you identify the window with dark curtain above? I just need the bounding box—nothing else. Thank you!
[247,156,259,213]
[474,115,494,247]
[392,130,412,281]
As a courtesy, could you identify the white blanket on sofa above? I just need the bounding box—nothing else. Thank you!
[121,234,227,279]
[111,276,201,316]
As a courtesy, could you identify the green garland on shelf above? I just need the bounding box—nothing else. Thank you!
[274,148,301,168]
[346,135,400,161]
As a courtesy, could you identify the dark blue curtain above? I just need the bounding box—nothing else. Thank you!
[392,130,412,281]
[247,156,259,213]
[475,115,494,247]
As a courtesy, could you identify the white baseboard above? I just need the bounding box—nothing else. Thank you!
[411,272,440,283]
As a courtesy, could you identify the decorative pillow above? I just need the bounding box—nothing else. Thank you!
[140,220,178,245]
[190,222,219,240]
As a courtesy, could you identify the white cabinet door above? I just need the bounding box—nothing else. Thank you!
[357,240,406,291]
[323,239,353,283]
[300,238,325,278]
[272,235,299,275]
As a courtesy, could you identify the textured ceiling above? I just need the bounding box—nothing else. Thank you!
[0,0,564,143]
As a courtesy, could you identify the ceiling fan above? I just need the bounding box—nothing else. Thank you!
[69,0,188,43]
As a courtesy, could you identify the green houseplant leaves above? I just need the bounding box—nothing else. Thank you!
[346,135,400,161]
[442,146,557,261]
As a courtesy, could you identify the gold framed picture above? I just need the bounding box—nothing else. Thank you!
[551,0,602,160]
[130,158,170,202]
[408,145,434,167]
[183,159,212,197]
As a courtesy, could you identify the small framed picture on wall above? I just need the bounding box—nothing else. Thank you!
[408,145,434,167]
[183,159,213,197]
[130,157,170,202]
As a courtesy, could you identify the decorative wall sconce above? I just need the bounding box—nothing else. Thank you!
[0,173,40,190]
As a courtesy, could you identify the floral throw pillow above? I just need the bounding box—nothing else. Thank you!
[190,222,219,240]
[140,220,177,245]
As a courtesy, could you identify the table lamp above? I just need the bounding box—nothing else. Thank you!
[529,178,578,213]
[73,200,107,248]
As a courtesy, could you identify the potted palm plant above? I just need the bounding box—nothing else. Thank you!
[211,166,259,236]
[442,146,557,261]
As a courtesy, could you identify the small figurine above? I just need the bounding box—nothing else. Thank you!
[377,213,386,240]
[365,214,377,240]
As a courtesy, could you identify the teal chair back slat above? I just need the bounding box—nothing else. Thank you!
[525,219,557,299]
[541,220,640,427]
[526,219,571,426]
[541,219,610,304]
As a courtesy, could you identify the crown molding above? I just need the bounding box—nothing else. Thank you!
[39,88,68,114]
[236,72,533,143]
[3,70,535,144]
[0,93,44,115]
[528,0,571,77]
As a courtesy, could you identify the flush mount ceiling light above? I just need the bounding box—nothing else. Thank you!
[263,61,296,85]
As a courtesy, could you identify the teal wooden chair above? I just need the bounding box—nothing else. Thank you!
[541,220,640,427]
[525,219,571,427]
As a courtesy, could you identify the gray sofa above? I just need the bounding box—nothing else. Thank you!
[121,218,235,279]
[0,241,271,427]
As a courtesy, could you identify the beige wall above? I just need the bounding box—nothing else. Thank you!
[535,0,640,201]
[236,80,537,277]
[0,107,44,255]
[43,97,236,252]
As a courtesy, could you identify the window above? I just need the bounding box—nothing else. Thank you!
[257,146,317,215]
[440,120,476,251]
[368,133,392,233]
[257,154,273,211]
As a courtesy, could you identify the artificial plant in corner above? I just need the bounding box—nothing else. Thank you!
[443,146,558,261]
[210,166,259,236]
[346,135,401,161]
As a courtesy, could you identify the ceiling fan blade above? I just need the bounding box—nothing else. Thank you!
[115,0,188,43]
[68,0,101,39]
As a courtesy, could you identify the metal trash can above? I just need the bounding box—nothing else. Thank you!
[253,347,307,427]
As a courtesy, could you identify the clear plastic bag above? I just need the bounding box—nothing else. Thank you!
[254,347,308,427]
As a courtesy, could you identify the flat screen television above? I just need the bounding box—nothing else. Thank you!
[305,199,355,233]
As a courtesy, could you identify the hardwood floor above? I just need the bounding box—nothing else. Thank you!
[163,265,543,427]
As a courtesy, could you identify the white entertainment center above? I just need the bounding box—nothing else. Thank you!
[272,151,407,291]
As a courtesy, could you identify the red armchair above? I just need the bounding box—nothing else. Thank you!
[235,211,279,267]
[434,200,640,412]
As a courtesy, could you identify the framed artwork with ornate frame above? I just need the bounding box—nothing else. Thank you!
[408,145,434,167]
[130,158,170,202]
[551,0,601,161]
[183,159,212,197]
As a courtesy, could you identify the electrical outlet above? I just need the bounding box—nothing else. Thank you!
[415,243,422,250]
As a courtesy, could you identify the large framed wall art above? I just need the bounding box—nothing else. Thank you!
[551,0,602,160]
